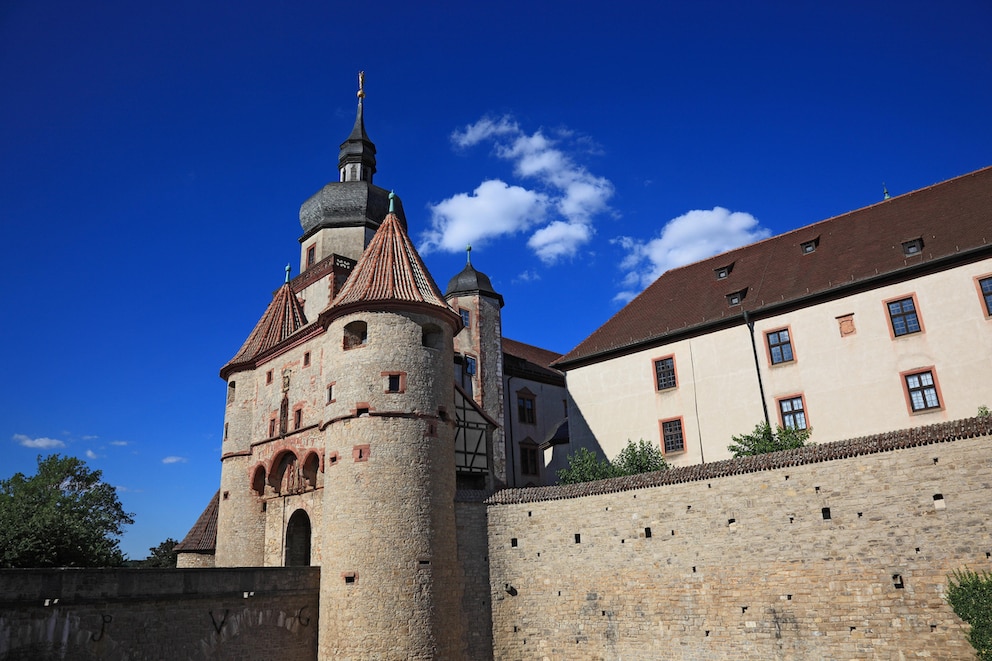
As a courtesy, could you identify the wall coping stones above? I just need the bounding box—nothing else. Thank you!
[485,415,992,506]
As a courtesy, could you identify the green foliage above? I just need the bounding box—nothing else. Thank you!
[978,405,991,419]
[556,447,617,484]
[612,439,669,475]
[557,440,669,485]
[0,454,134,568]
[141,538,179,568]
[947,569,992,659]
[728,422,811,458]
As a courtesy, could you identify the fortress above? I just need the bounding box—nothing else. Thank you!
[1,82,990,660]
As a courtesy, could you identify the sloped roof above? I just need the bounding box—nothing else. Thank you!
[326,208,458,326]
[221,279,309,378]
[173,490,219,554]
[503,337,564,384]
[558,166,992,368]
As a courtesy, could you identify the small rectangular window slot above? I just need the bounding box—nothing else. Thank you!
[786,594,792,600]
[857,512,862,518]
[602,610,606,616]
[815,486,820,493]
[933,457,939,464]
[789,516,794,524]
[930,624,937,632]
[574,533,581,544]
[418,559,430,565]
[692,566,696,573]
[741,606,747,614]
[528,511,532,516]
[821,507,831,520]
[784,475,789,480]
[510,538,518,548]
[671,530,675,536]
[800,238,819,254]
[915,547,921,554]
[850,626,856,632]
[902,237,924,256]
[222,491,230,500]
[536,552,540,557]
[357,407,369,417]
[344,573,357,584]
[986,552,990,559]
[621,539,625,544]
[705,630,710,637]
[644,527,652,538]
[933,494,945,510]
[686,505,692,511]
[728,518,736,526]
[892,574,904,589]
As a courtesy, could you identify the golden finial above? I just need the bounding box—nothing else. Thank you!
[357,71,365,99]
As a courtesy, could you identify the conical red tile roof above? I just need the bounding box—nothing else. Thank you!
[221,280,309,378]
[327,210,458,326]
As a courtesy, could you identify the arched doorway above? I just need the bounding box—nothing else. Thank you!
[285,509,311,566]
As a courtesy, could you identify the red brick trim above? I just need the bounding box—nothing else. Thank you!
[381,371,407,394]
[658,416,686,456]
[763,325,797,367]
[353,444,370,462]
[650,354,678,391]
[883,292,926,339]
[973,272,992,320]
[899,366,945,416]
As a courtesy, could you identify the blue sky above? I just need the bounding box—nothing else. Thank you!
[2,0,989,560]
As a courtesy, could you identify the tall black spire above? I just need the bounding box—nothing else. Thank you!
[338,71,377,183]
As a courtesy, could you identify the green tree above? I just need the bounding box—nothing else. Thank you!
[947,569,992,660]
[728,422,811,458]
[612,439,669,475]
[556,447,617,484]
[557,440,669,485]
[141,537,179,568]
[0,454,134,568]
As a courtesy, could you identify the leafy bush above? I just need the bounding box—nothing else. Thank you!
[728,422,811,458]
[947,569,992,659]
[557,440,668,484]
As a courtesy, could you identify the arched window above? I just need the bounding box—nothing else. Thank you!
[251,466,267,497]
[343,321,368,350]
[422,323,443,349]
[285,509,311,567]
[270,452,299,495]
[302,452,320,489]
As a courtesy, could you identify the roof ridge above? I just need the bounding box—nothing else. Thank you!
[222,281,309,376]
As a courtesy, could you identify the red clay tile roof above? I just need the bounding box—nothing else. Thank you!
[222,281,309,378]
[173,490,218,554]
[326,211,458,324]
[502,337,565,385]
[558,166,992,368]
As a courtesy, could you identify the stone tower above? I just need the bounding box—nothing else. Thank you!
[445,249,507,485]
[316,196,466,658]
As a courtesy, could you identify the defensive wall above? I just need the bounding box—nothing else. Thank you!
[0,567,318,661]
[486,416,992,660]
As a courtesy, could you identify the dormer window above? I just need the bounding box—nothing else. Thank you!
[902,238,924,256]
[726,288,747,306]
[800,237,819,254]
[714,262,734,280]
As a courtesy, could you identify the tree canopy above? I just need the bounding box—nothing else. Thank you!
[557,440,669,485]
[728,422,811,458]
[0,454,134,568]
[141,538,179,568]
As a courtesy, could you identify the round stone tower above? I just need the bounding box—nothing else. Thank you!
[316,197,467,659]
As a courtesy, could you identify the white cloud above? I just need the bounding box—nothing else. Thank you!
[420,180,548,253]
[422,117,614,264]
[85,449,98,460]
[613,207,771,303]
[162,456,188,464]
[512,270,541,284]
[528,221,592,263]
[13,434,65,449]
[110,440,129,446]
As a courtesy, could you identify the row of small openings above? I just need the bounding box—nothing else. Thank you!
[343,320,445,350]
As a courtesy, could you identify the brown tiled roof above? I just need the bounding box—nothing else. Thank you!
[558,166,992,368]
[502,337,565,385]
[173,490,219,554]
[221,281,309,378]
[326,211,458,324]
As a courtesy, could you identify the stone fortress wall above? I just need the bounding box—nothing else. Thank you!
[0,567,319,661]
[2,417,990,660]
[486,416,992,660]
